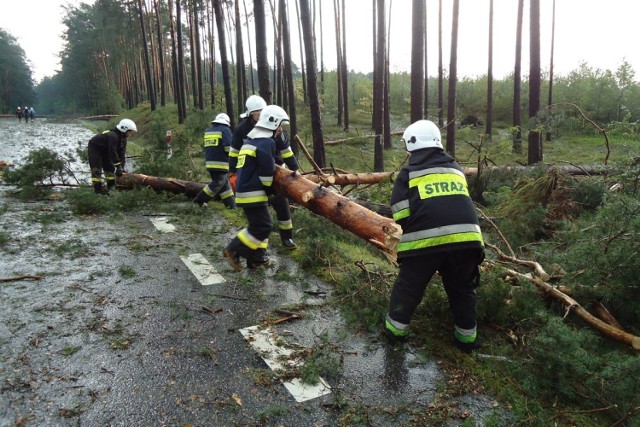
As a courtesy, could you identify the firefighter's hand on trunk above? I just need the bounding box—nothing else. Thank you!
[115,166,123,177]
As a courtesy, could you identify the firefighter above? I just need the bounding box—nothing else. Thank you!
[229,95,299,250]
[87,118,137,195]
[384,120,485,353]
[192,113,236,208]
[224,105,290,272]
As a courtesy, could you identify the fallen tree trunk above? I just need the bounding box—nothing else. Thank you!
[274,166,401,262]
[303,171,395,187]
[463,164,611,177]
[118,173,205,197]
[118,170,402,261]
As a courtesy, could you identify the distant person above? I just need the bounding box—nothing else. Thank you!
[229,95,299,250]
[87,119,137,195]
[224,105,290,271]
[23,107,28,124]
[192,112,236,209]
[384,120,485,353]
[16,106,22,122]
[28,107,34,122]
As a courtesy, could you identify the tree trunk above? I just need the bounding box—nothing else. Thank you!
[373,0,385,171]
[546,0,556,142]
[169,0,186,123]
[188,3,198,107]
[137,0,157,111]
[213,0,235,123]
[340,0,349,130]
[279,0,298,140]
[294,0,307,103]
[513,0,524,152]
[299,0,326,168]
[235,0,247,117]
[333,0,343,127]
[154,0,167,107]
[272,166,401,262]
[445,0,459,157]
[422,0,428,118]
[411,0,424,123]
[193,0,205,110]
[254,0,272,103]
[437,0,443,127]
[176,0,188,120]
[485,0,494,139]
[527,0,542,165]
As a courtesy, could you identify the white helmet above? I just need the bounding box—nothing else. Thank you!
[255,105,289,131]
[117,118,137,133]
[212,113,231,126]
[401,120,443,151]
[240,95,267,118]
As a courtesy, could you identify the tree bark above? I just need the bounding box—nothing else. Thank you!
[445,0,459,157]
[485,0,494,139]
[254,0,272,103]
[299,0,326,168]
[273,166,401,262]
[279,0,298,139]
[411,0,424,123]
[373,0,386,171]
[137,0,157,111]
[513,0,524,152]
[546,0,556,142]
[527,0,542,164]
[213,0,235,122]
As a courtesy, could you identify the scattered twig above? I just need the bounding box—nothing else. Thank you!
[0,275,42,283]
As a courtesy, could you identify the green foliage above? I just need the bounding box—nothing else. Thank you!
[2,148,79,199]
[0,28,35,112]
[65,187,174,215]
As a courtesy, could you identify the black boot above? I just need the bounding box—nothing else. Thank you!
[247,249,270,269]
[223,197,236,209]
[93,182,109,196]
[193,190,210,207]
[280,231,296,250]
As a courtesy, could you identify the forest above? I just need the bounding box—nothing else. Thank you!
[1,0,640,426]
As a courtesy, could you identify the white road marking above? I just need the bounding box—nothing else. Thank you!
[180,253,226,285]
[239,325,332,402]
[150,217,176,233]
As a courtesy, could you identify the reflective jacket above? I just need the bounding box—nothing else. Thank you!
[88,128,127,168]
[203,123,233,171]
[235,136,277,207]
[390,148,484,259]
[229,117,298,173]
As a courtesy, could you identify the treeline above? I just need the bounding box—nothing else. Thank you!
[0,29,35,114]
[3,0,639,165]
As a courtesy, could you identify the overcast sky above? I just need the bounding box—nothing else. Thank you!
[1,0,639,83]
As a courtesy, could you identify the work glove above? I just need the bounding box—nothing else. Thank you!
[228,172,237,192]
[115,166,123,177]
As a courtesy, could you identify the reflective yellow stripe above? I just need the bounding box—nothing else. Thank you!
[281,147,294,159]
[238,229,269,249]
[236,195,269,204]
[220,189,234,199]
[393,209,410,221]
[205,161,229,170]
[278,220,293,230]
[398,231,484,252]
[409,173,469,200]
[204,131,222,147]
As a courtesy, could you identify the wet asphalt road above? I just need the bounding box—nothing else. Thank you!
[0,119,507,426]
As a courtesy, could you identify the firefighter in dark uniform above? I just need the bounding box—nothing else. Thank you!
[384,120,485,353]
[87,118,137,195]
[224,105,290,272]
[192,113,236,208]
[229,95,299,250]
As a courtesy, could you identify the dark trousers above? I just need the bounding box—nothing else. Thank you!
[270,193,293,240]
[194,170,234,207]
[387,249,481,331]
[228,205,272,260]
[88,143,115,188]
